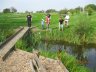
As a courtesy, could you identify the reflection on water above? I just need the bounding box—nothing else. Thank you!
[37,41,96,72]
[85,48,96,72]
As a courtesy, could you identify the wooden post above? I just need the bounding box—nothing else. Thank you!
[31,50,46,72]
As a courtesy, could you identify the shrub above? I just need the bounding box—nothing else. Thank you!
[74,15,93,44]
[87,7,93,16]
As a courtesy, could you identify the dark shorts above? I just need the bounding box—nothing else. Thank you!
[28,21,31,27]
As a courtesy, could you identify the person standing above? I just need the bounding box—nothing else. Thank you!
[45,15,50,29]
[48,14,51,19]
[64,14,70,27]
[59,17,64,31]
[27,13,32,27]
[41,19,44,29]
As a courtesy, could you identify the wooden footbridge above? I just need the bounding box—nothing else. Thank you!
[0,27,30,61]
[0,27,68,72]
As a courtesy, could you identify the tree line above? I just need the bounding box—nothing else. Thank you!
[2,4,96,15]
[3,7,17,13]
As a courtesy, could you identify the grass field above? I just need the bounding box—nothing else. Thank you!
[1,12,96,72]
[32,12,96,45]
[0,12,96,45]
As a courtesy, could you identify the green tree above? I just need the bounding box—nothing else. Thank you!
[69,9,75,15]
[3,8,10,13]
[36,10,45,13]
[10,7,17,13]
[84,4,96,15]
[75,6,83,13]
[87,7,93,15]
[25,11,29,13]
[46,9,57,13]
[59,9,68,14]
[85,4,96,11]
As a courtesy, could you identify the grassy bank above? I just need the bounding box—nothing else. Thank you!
[16,38,90,72]
[15,31,90,72]
[0,13,96,45]
[32,13,96,45]
[11,12,95,45]
[40,50,90,72]
[0,12,95,71]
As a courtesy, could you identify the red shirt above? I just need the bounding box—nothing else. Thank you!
[46,16,50,24]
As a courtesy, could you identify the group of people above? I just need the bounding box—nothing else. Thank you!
[41,14,51,29]
[59,14,70,31]
[41,13,70,31]
[26,13,70,31]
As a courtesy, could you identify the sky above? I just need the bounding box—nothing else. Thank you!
[0,0,96,12]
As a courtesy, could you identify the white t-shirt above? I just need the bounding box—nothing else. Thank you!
[65,15,70,21]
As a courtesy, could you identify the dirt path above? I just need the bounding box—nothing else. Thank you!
[0,49,68,72]
[0,49,32,72]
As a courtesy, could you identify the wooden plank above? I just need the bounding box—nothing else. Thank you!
[30,59,35,72]
[0,27,24,49]
[0,27,29,61]
[32,51,46,72]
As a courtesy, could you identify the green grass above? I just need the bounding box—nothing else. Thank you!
[32,12,96,45]
[15,31,40,52]
[0,13,27,43]
[15,31,90,72]
[40,50,90,72]
[0,12,96,44]
[0,12,96,72]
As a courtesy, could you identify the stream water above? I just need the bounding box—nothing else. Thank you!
[26,30,96,72]
[36,41,96,72]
